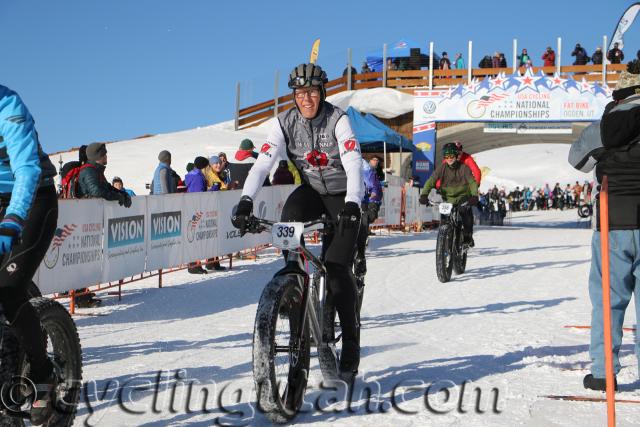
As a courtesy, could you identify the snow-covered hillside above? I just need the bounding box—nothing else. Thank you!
[71,209,640,426]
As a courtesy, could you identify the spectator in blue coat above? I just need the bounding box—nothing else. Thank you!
[152,150,178,194]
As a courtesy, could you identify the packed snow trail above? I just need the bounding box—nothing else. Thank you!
[71,210,640,426]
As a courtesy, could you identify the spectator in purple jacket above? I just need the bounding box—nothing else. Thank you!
[185,156,208,193]
[354,156,384,279]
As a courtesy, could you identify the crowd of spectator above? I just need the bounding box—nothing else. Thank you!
[474,181,594,226]
[345,41,636,78]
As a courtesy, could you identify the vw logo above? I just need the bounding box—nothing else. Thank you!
[423,101,437,114]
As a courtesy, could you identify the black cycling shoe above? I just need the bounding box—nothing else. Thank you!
[463,235,475,248]
[583,374,618,391]
[30,373,57,426]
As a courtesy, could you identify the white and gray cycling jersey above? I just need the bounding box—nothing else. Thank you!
[242,102,364,204]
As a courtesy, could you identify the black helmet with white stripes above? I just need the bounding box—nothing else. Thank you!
[288,63,328,100]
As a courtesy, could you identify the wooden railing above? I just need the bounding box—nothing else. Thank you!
[236,64,627,130]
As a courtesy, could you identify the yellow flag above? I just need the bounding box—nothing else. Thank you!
[310,39,320,64]
[480,166,491,179]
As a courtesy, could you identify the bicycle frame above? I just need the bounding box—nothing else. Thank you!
[250,217,335,355]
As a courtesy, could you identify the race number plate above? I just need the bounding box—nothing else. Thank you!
[272,222,304,251]
[439,203,453,215]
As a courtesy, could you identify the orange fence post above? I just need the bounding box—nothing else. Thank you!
[69,289,75,315]
[158,268,163,288]
[600,176,616,427]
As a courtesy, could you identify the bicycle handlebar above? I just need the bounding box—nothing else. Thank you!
[245,215,334,234]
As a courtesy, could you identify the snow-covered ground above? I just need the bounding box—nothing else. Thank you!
[70,209,640,426]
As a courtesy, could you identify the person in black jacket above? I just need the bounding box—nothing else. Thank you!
[78,143,131,208]
[607,42,624,64]
[571,43,590,65]
[570,70,640,391]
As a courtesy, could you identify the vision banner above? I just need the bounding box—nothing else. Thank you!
[102,198,147,283]
[147,194,185,271]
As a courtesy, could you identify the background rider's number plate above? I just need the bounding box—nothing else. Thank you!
[272,222,304,250]
[439,203,453,215]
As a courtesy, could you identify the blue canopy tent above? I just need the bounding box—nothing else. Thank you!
[346,107,413,153]
[365,38,437,72]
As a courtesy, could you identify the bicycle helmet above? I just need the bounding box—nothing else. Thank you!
[288,63,328,100]
[442,142,460,158]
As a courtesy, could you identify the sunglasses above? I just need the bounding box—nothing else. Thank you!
[443,154,457,159]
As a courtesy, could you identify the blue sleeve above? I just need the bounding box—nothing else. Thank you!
[0,92,42,221]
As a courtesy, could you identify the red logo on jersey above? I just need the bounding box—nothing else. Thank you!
[306,150,328,167]
[260,143,271,153]
[343,139,357,152]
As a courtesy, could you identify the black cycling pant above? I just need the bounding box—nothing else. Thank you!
[0,186,57,383]
[460,205,474,237]
[281,185,359,342]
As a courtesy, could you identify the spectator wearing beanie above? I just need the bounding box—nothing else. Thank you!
[203,155,228,191]
[77,142,131,208]
[272,160,295,185]
[151,150,178,195]
[235,138,257,161]
[185,156,208,193]
[228,138,270,189]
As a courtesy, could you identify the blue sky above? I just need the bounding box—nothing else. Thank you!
[1,0,638,153]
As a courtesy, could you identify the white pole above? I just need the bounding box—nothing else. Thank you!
[603,35,607,86]
[274,70,279,119]
[383,142,387,181]
[383,43,388,88]
[556,37,562,75]
[234,82,240,131]
[429,42,434,89]
[468,40,473,84]
[513,39,517,73]
[347,47,353,91]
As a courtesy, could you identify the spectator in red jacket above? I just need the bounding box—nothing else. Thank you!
[542,46,556,67]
